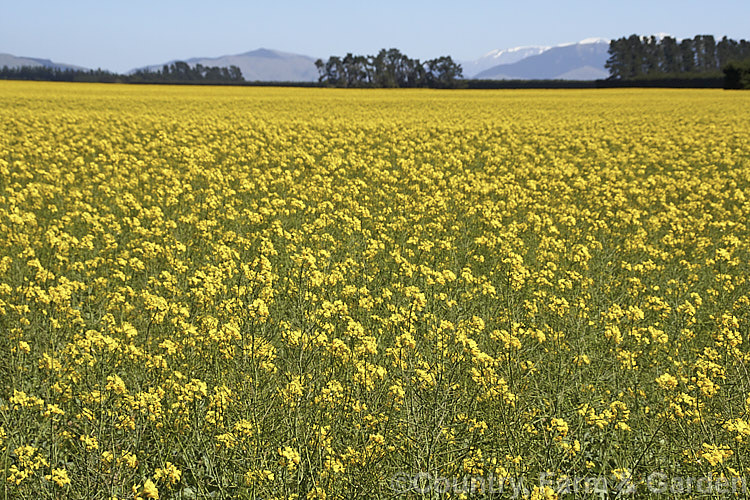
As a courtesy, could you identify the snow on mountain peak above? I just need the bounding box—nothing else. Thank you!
[480,45,548,60]
[578,37,611,45]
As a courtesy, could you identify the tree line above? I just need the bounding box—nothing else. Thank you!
[0,66,122,82]
[606,35,750,80]
[314,48,463,88]
[0,62,245,84]
[129,62,243,83]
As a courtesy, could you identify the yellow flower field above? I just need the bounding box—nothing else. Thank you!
[1,81,750,498]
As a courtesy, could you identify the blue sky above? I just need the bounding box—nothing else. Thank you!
[1,0,748,72]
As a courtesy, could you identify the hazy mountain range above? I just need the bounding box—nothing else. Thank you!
[130,48,319,82]
[0,53,85,71]
[464,38,610,80]
[460,46,551,77]
[1,38,614,81]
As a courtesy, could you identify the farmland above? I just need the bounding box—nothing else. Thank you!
[1,82,750,498]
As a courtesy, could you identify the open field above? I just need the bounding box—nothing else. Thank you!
[1,82,750,498]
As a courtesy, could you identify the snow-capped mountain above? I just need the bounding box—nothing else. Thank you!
[461,46,550,77]
[471,38,611,80]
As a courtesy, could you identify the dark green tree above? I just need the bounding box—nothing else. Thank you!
[679,38,696,73]
[660,36,680,73]
[314,49,462,88]
[723,59,750,89]
[605,37,628,79]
